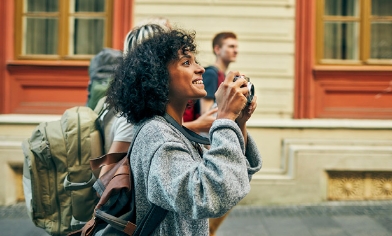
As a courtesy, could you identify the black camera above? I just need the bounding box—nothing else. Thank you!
[233,75,255,105]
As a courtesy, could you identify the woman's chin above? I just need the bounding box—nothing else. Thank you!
[195,91,207,99]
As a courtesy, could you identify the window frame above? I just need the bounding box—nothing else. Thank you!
[316,0,392,65]
[14,0,113,60]
[295,0,392,119]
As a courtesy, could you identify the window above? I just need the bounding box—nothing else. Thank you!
[15,0,113,60]
[317,0,392,64]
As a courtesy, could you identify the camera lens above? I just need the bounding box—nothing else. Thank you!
[234,76,254,105]
[247,82,255,105]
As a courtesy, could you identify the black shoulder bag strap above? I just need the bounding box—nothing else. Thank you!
[129,122,168,236]
[163,113,210,145]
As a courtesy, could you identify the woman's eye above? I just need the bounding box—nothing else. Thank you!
[183,60,190,65]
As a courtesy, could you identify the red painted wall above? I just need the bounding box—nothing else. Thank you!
[2,0,391,118]
[0,0,133,114]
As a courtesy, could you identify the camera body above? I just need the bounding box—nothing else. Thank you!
[233,75,255,105]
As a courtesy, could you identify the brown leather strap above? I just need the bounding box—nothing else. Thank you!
[67,229,82,236]
[97,174,130,209]
[90,152,127,175]
[90,152,127,178]
[97,155,130,188]
[81,218,97,236]
[123,221,137,235]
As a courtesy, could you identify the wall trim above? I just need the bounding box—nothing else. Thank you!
[247,119,392,129]
[2,114,392,129]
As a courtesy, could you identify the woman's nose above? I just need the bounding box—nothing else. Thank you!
[197,64,205,74]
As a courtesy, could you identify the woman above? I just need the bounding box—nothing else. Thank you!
[107,20,216,155]
[106,26,262,235]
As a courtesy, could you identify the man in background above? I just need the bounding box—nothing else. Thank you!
[200,32,238,115]
[201,31,239,236]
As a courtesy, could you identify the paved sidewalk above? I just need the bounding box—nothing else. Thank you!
[216,200,392,236]
[1,200,391,236]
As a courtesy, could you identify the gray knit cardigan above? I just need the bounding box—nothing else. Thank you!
[130,115,262,235]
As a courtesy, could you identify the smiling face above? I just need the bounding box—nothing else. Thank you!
[167,49,206,104]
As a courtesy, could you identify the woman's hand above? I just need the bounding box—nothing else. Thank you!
[214,71,249,121]
[235,95,257,149]
[236,95,257,128]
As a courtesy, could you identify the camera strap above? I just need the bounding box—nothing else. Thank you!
[163,113,211,145]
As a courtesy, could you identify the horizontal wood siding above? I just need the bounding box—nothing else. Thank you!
[134,0,296,118]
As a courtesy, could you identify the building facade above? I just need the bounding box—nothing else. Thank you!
[0,0,391,205]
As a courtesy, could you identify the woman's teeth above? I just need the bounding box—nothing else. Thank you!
[192,80,203,84]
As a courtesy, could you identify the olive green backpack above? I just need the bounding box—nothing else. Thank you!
[22,106,105,236]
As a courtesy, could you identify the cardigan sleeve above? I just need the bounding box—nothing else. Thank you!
[208,119,262,181]
[145,119,261,220]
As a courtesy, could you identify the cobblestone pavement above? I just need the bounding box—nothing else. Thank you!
[1,200,392,236]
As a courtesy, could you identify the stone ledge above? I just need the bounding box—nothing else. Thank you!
[247,118,392,129]
[2,114,392,129]
[0,114,61,124]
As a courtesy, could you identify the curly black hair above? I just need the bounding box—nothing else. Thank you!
[106,27,197,124]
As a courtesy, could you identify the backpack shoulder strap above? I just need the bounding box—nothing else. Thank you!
[205,65,225,93]
[93,96,107,114]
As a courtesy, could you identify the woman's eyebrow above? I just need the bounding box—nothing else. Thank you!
[179,54,192,59]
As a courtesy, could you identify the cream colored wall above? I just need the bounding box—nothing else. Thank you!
[243,119,392,205]
[133,1,392,206]
[134,0,296,119]
[0,115,60,205]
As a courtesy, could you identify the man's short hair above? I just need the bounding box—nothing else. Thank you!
[212,32,237,49]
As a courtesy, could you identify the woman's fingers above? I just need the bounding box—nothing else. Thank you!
[248,95,257,114]
[215,72,249,121]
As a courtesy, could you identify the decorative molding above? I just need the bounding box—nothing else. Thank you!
[314,72,392,119]
[246,119,392,128]
[328,172,365,200]
[6,64,88,114]
[371,172,392,199]
[328,171,392,200]
[255,138,392,179]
